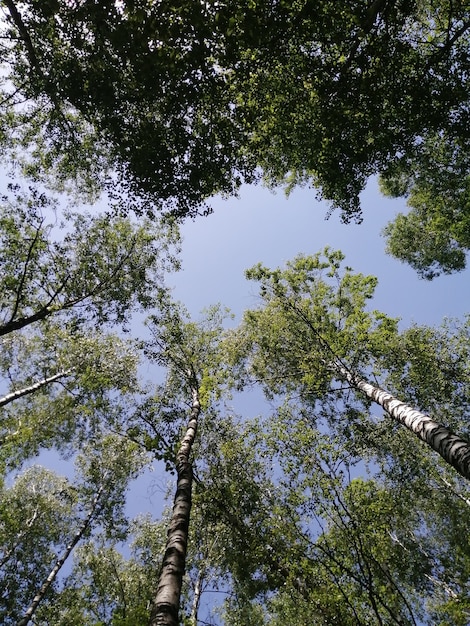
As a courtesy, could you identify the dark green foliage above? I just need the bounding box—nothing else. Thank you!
[381,134,470,277]
[2,0,469,230]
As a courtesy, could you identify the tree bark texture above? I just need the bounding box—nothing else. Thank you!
[149,383,201,626]
[190,568,204,625]
[0,370,70,408]
[338,365,470,481]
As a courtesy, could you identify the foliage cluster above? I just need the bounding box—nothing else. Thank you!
[1,0,470,272]
[0,3,469,625]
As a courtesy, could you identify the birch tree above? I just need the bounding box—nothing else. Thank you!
[0,326,141,469]
[1,258,468,624]
[33,515,167,626]
[0,180,179,468]
[237,248,470,480]
[130,298,231,626]
[0,467,74,623]
[0,435,149,625]
[196,401,470,625]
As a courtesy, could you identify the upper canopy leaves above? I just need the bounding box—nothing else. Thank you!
[238,248,398,399]
[2,0,469,224]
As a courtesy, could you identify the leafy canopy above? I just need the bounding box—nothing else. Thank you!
[1,0,469,232]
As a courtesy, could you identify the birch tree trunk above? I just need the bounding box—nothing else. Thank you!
[337,364,470,480]
[189,568,204,626]
[17,482,105,626]
[149,379,201,626]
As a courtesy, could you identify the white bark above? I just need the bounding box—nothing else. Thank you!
[0,370,71,408]
[337,365,470,481]
[17,482,105,626]
[149,383,201,626]
[190,568,204,625]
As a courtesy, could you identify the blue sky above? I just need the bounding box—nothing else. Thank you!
[165,178,470,623]
[129,175,470,517]
[7,171,469,622]
[171,178,469,327]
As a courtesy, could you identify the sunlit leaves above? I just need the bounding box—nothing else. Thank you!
[381,132,470,277]
[239,248,399,401]
[0,435,149,625]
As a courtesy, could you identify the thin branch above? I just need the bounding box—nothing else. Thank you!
[0,81,29,107]
[0,272,71,336]
[388,531,458,600]
[425,18,470,69]
[434,474,470,509]
[0,509,38,569]
[8,218,45,324]
[106,551,128,617]
[0,233,140,336]
[339,0,391,76]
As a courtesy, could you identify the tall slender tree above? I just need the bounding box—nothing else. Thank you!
[137,298,231,625]
[238,249,470,480]
[0,436,149,625]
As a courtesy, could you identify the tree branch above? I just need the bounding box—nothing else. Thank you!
[0,369,71,408]
[8,217,45,324]
[3,0,41,73]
